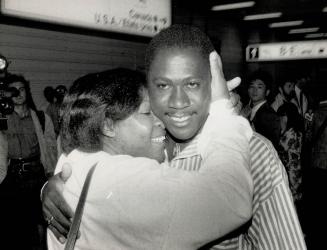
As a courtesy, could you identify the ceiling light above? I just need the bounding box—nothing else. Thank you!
[269,20,304,28]
[211,1,255,11]
[323,6,327,12]
[289,27,320,34]
[305,33,327,38]
[244,12,282,20]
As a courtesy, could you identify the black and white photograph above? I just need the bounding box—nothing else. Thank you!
[1,0,326,249]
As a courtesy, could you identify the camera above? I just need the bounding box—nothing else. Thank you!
[0,54,19,130]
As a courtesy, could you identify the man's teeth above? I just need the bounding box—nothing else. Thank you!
[152,136,166,143]
[169,116,190,122]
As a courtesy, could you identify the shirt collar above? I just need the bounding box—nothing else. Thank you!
[250,100,267,121]
[171,133,201,160]
[12,109,31,119]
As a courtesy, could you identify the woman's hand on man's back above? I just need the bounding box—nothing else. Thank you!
[42,163,74,243]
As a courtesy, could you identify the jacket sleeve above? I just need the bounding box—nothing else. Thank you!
[257,110,281,149]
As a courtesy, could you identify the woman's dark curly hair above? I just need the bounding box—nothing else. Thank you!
[60,68,146,154]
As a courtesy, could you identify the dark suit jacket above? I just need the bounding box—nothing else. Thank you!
[311,101,327,170]
[252,102,281,149]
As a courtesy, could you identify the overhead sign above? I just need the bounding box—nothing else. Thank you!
[246,40,327,61]
[1,0,171,37]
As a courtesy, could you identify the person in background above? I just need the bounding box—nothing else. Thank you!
[241,70,281,149]
[0,131,8,184]
[277,102,304,211]
[304,97,327,249]
[294,75,311,118]
[54,85,67,105]
[42,24,306,250]
[0,54,9,184]
[271,76,298,113]
[0,74,57,249]
[44,86,59,136]
[44,85,67,137]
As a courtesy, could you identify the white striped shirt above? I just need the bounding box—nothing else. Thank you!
[171,132,306,250]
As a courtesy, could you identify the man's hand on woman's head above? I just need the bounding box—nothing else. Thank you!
[42,163,74,243]
[209,51,241,101]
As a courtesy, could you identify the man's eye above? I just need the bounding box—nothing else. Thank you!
[157,83,169,90]
[187,82,200,88]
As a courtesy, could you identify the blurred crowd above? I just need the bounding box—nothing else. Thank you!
[236,69,327,249]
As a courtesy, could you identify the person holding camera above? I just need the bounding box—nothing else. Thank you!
[0,73,57,249]
[44,85,67,137]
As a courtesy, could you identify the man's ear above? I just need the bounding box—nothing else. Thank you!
[102,118,115,138]
[266,89,270,97]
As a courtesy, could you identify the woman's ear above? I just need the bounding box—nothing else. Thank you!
[102,118,115,138]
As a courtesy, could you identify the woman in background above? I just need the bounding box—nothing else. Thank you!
[277,102,304,208]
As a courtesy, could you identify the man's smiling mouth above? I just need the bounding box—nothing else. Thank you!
[167,113,192,127]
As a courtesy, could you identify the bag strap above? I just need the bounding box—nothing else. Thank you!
[64,163,97,250]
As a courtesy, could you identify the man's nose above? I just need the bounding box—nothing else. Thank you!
[168,86,190,109]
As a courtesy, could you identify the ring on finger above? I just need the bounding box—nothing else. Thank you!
[46,215,54,226]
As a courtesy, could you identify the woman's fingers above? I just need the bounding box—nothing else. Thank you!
[48,224,67,244]
[227,77,241,91]
[43,198,70,236]
[209,51,231,101]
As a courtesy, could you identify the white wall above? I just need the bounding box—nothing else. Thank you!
[0,24,147,108]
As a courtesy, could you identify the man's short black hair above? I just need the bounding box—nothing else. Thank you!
[248,70,273,90]
[145,24,215,73]
[278,75,296,87]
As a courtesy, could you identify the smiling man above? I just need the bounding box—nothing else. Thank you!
[147,47,211,143]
